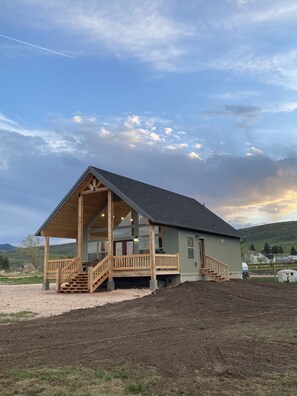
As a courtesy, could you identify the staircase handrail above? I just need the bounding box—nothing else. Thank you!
[61,256,81,283]
[205,255,230,280]
[90,255,110,292]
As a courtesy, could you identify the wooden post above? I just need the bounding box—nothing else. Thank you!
[77,193,83,266]
[43,236,49,289]
[177,252,180,271]
[273,265,277,282]
[107,190,114,283]
[56,268,61,292]
[149,222,157,290]
[88,266,93,293]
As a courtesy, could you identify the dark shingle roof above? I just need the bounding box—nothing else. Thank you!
[90,166,241,239]
[36,166,241,238]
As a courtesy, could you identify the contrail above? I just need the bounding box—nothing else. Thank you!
[0,34,74,59]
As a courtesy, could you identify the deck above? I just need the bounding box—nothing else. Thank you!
[47,253,180,292]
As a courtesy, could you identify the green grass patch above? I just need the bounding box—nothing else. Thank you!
[250,277,277,283]
[0,365,157,396]
[0,311,38,325]
[0,274,44,284]
[0,365,296,395]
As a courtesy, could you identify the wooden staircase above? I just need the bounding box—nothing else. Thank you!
[59,272,89,293]
[200,267,228,282]
[200,255,230,283]
[57,255,110,293]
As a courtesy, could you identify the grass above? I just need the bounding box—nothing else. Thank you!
[0,275,43,284]
[0,311,38,325]
[0,365,296,396]
[0,366,157,396]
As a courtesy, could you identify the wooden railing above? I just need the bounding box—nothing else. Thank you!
[113,254,151,270]
[47,258,75,279]
[112,253,180,271]
[205,255,230,280]
[56,256,81,291]
[89,255,109,292]
[156,254,179,270]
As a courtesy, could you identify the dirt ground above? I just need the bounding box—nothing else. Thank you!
[0,284,150,317]
[0,280,297,395]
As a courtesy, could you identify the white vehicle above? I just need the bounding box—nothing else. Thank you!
[242,262,249,279]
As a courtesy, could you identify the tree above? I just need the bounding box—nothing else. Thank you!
[0,255,10,271]
[21,234,42,270]
[263,242,271,255]
[271,245,278,254]
[290,246,297,255]
[249,243,256,252]
[278,246,284,254]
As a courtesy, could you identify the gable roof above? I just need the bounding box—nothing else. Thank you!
[36,166,241,239]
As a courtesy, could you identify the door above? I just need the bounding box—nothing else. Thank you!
[199,239,205,268]
[114,240,134,256]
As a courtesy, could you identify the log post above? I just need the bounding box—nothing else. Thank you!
[77,193,83,267]
[107,190,115,291]
[56,267,61,292]
[88,266,93,293]
[42,236,50,290]
[149,222,158,291]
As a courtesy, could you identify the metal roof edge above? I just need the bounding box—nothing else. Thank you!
[153,220,241,239]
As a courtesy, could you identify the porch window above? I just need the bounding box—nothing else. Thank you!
[187,236,194,259]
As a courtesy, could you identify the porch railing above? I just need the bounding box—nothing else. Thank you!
[205,255,230,280]
[47,258,76,279]
[113,254,151,270]
[112,253,179,271]
[156,253,180,270]
[56,256,81,291]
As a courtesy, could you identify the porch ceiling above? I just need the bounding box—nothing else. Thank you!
[40,174,132,239]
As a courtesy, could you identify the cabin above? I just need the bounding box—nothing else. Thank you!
[36,166,243,293]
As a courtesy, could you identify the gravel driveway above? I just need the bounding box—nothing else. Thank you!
[0,284,150,317]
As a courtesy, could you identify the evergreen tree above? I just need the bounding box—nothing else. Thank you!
[271,245,278,254]
[263,242,271,254]
[278,246,284,254]
[290,246,297,255]
[249,243,256,252]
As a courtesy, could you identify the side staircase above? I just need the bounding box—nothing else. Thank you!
[200,255,230,282]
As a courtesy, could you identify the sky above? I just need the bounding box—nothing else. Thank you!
[1,0,297,245]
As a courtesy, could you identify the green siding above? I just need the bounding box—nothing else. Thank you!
[163,226,179,254]
[178,229,241,275]
[199,232,241,273]
[178,230,200,275]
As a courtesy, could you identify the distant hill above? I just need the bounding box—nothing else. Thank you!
[240,221,297,255]
[0,243,17,252]
[2,242,76,270]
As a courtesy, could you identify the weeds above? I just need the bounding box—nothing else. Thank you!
[0,311,38,324]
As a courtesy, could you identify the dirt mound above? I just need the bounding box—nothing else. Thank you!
[0,280,296,394]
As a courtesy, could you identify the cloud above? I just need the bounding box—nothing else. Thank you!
[188,152,201,160]
[2,111,297,243]
[4,0,193,71]
[164,127,173,135]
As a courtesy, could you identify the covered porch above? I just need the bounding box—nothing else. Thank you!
[40,172,180,292]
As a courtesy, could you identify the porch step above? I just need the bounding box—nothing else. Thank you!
[200,268,228,283]
[59,272,89,293]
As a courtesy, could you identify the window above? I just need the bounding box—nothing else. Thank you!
[187,236,194,259]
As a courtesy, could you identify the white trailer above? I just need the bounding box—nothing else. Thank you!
[277,269,297,283]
